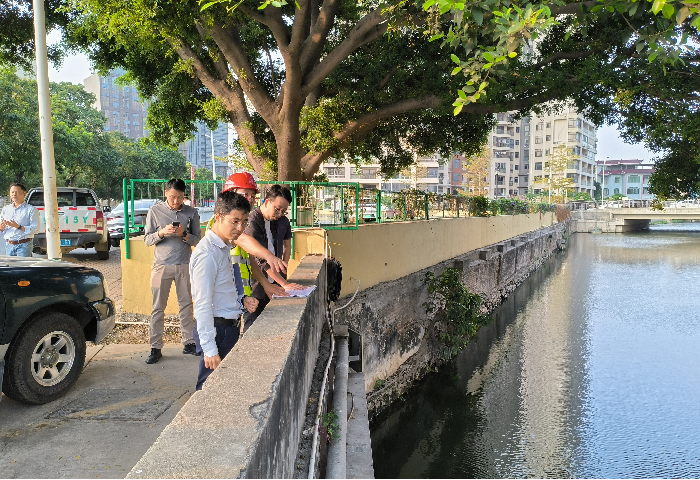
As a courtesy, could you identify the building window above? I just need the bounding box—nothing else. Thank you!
[535,162,543,170]
[545,135,551,141]
[643,187,650,194]
[514,177,518,183]
[628,175,640,183]
[525,164,529,170]
[515,152,519,158]
[535,149,543,157]
[515,165,519,170]
[324,167,345,178]
[614,176,621,183]
[453,172,461,182]
[112,101,119,107]
[568,118,576,128]
[545,148,550,156]
[516,127,520,133]
[614,188,620,194]
[643,175,650,183]
[453,158,460,168]
[515,140,519,145]
[546,122,551,128]
[627,187,640,194]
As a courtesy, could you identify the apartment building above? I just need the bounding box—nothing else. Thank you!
[83,68,147,140]
[528,108,598,198]
[488,112,530,198]
[182,121,232,178]
[597,159,655,200]
[320,154,452,193]
[320,107,597,199]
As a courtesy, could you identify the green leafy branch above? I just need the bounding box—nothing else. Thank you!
[423,0,700,113]
[423,268,490,359]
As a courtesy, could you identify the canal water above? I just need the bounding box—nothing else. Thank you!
[371,224,700,478]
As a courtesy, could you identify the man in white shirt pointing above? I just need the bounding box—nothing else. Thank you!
[190,190,258,390]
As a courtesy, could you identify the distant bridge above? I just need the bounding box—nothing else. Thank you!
[572,207,700,233]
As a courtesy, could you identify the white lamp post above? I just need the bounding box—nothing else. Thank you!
[33,0,61,260]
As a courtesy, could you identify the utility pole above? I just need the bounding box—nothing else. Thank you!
[211,129,217,200]
[33,0,61,260]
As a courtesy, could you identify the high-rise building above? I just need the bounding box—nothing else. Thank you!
[321,107,597,200]
[183,121,232,179]
[488,112,530,198]
[528,108,598,198]
[83,68,147,140]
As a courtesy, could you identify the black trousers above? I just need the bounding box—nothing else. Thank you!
[193,318,240,391]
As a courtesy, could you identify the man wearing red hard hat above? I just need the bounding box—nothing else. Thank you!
[205,172,289,299]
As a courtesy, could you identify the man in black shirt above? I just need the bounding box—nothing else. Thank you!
[243,184,303,329]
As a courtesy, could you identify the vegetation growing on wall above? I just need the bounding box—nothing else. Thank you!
[423,268,491,359]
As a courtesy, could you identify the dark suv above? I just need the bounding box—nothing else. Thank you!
[0,256,115,404]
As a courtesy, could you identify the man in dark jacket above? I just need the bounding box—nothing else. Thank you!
[243,184,303,329]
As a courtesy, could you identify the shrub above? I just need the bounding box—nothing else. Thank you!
[423,268,491,359]
[467,195,491,216]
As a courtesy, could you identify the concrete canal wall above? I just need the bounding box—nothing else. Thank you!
[332,220,570,415]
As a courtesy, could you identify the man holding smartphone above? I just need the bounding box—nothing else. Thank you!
[143,178,201,364]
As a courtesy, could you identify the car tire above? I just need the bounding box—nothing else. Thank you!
[95,235,111,260]
[110,238,120,248]
[2,313,86,405]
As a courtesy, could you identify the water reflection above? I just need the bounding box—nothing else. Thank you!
[371,225,700,478]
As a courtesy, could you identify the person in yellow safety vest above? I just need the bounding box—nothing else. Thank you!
[205,172,294,300]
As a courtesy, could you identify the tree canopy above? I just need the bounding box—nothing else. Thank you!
[1,0,699,191]
[0,68,186,201]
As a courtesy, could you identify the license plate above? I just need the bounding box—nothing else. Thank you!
[60,239,72,246]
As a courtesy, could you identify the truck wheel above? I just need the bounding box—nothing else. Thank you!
[110,238,120,248]
[95,235,111,260]
[2,313,86,404]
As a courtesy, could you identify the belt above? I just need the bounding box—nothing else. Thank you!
[213,316,240,327]
[7,238,31,245]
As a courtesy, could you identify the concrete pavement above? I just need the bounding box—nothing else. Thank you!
[0,344,199,479]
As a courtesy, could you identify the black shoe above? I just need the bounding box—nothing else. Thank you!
[182,343,198,356]
[146,348,162,364]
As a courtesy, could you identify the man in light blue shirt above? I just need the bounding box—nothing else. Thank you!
[0,183,39,257]
[190,190,259,390]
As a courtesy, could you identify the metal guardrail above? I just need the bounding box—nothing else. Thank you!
[120,178,558,259]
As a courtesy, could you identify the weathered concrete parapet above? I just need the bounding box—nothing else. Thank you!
[127,255,327,479]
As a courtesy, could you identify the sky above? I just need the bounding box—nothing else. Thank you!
[46,34,656,163]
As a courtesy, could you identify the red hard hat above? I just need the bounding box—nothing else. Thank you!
[224,172,259,193]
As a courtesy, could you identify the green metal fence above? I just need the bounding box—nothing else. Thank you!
[119,178,547,259]
[120,179,362,259]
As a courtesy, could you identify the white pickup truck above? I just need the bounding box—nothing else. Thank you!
[25,187,111,260]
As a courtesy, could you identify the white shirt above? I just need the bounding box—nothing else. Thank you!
[0,202,39,241]
[190,230,243,358]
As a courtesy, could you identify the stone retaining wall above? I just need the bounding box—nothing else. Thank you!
[333,221,571,416]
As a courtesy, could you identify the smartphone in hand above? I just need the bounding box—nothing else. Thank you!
[172,221,180,227]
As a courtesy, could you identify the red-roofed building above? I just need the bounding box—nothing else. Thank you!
[597,159,656,200]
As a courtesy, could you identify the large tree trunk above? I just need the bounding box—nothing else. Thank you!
[15,172,24,185]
